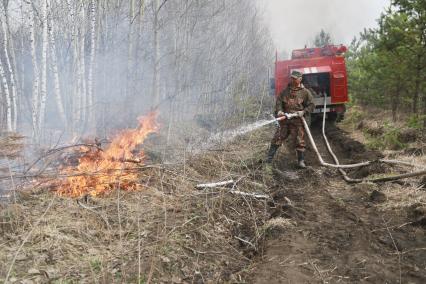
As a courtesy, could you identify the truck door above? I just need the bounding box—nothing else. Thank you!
[332,72,347,103]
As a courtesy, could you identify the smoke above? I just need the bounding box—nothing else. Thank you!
[257,0,390,55]
[0,0,273,145]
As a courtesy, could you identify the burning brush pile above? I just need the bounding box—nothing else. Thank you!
[57,112,159,197]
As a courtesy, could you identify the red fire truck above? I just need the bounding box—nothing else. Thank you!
[272,45,349,121]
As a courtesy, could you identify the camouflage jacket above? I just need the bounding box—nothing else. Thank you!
[275,84,315,116]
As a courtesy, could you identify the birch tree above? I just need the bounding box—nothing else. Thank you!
[126,0,135,99]
[0,54,12,131]
[47,0,67,129]
[78,0,87,130]
[29,3,40,138]
[0,4,17,131]
[152,0,161,106]
[38,0,49,135]
[87,0,97,129]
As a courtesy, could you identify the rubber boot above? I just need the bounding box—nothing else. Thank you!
[266,144,280,163]
[297,151,306,169]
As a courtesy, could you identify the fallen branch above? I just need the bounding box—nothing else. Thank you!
[229,190,269,199]
[194,189,269,199]
[196,180,235,189]
[196,179,269,199]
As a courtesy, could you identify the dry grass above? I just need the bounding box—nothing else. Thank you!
[1,105,425,283]
[340,105,426,213]
[0,126,274,283]
[378,183,426,211]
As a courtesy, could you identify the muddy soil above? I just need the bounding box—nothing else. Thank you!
[249,123,426,283]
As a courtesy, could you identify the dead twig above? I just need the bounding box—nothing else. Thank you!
[234,236,256,250]
[371,221,414,233]
[24,143,104,175]
[0,164,162,181]
[310,260,326,284]
[183,245,223,255]
[393,247,426,255]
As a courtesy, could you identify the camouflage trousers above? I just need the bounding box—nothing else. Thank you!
[271,120,306,152]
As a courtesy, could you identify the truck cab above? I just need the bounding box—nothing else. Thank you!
[272,45,349,121]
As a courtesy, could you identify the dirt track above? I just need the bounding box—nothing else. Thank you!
[249,123,426,283]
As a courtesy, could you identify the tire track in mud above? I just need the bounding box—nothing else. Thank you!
[249,123,426,283]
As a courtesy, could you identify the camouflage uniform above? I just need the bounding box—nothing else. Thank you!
[264,69,316,169]
[271,84,315,152]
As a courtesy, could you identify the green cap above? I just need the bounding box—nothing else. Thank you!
[291,70,303,79]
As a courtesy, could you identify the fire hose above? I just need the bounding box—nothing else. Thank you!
[275,105,426,183]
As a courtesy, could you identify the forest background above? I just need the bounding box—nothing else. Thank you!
[0,0,424,146]
[0,0,272,144]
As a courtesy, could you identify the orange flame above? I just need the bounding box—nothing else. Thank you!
[58,111,159,197]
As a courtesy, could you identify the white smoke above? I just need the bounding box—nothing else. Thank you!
[257,0,390,55]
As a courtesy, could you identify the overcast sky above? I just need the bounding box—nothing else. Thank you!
[257,0,390,56]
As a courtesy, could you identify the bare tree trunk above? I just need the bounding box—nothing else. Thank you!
[66,0,80,135]
[391,84,400,122]
[19,2,25,126]
[79,0,87,131]
[126,0,135,101]
[0,5,17,131]
[87,0,97,130]
[423,92,426,128]
[137,0,146,56]
[412,61,421,114]
[47,0,68,130]
[134,0,145,107]
[152,0,160,106]
[29,3,40,138]
[0,57,12,131]
[3,2,19,129]
[38,0,49,137]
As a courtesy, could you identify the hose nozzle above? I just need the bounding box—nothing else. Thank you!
[275,112,299,121]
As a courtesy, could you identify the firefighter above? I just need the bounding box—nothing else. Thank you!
[265,70,315,168]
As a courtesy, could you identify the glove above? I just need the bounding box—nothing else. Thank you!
[296,110,305,117]
[277,111,285,117]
